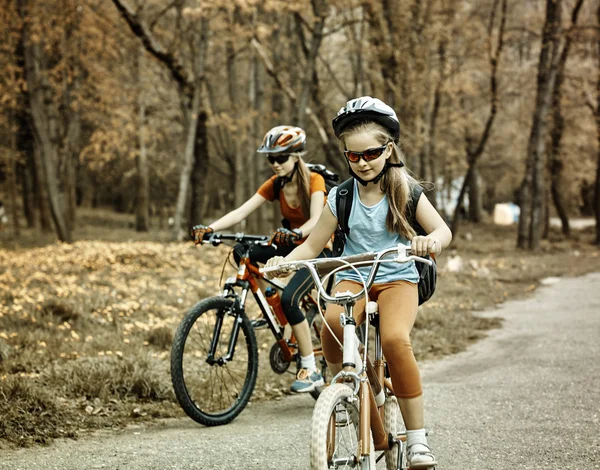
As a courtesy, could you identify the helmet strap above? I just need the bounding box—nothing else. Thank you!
[278,162,299,188]
[349,161,404,187]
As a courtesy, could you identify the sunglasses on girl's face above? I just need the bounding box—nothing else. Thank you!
[343,144,388,163]
[267,155,291,165]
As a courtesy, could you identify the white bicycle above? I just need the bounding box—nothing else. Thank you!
[262,244,435,469]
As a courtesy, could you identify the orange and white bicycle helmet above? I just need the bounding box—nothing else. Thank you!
[257,126,306,154]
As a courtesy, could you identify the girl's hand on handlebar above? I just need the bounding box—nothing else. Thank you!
[411,235,442,257]
[263,256,291,279]
[191,225,214,245]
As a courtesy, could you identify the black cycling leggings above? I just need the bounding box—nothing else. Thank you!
[234,244,330,326]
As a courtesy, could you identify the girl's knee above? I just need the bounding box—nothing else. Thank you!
[381,334,412,356]
[280,288,294,311]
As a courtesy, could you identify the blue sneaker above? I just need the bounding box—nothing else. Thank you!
[290,368,324,393]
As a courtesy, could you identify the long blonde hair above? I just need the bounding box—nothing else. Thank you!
[292,153,312,219]
[339,122,417,239]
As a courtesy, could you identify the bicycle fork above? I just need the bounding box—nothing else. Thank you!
[206,289,249,366]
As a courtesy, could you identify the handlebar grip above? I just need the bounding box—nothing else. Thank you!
[259,264,296,274]
[315,252,378,276]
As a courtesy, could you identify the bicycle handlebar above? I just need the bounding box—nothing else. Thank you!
[201,232,270,246]
[259,244,433,305]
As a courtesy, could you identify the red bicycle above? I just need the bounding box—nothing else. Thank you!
[170,232,328,426]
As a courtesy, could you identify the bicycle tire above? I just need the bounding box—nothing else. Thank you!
[170,296,258,426]
[384,395,404,470]
[309,383,376,470]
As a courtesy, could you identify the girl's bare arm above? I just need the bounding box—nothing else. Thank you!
[297,191,325,237]
[208,193,267,231]
[413,194,453,256]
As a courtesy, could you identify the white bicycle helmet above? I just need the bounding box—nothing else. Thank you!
[257,126,306,154]
[332,96,400,142]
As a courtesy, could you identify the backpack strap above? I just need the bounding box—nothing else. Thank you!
[336,178,354,236]
[408,184,427,236]
[273,177,283,201]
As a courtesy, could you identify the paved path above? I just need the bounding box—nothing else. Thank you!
[2,273,599,470]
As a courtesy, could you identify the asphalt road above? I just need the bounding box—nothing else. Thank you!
[1,272,599,470]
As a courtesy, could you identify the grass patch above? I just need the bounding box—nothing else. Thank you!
[146,327,173,351]
[0,376,80,447]
[43,356,173,402]
[41,299,82,324]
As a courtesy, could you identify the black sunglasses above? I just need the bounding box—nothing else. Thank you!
[343,144,388,163]
[267,154,291,165]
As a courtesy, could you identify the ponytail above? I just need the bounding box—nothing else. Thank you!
[294,154,312,219]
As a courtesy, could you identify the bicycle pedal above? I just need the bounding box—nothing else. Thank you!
[250,319,268,329]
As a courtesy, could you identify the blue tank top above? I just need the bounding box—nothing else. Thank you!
[327,180,419,285]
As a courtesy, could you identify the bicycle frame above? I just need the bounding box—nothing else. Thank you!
[331,302,391,457]
[209,234,323,366]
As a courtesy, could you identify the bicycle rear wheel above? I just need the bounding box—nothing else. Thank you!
[170,296,258,426]
[310,383,376,470]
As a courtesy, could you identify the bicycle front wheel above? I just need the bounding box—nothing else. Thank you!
[383,395,404,470]
[310,383,376,470]
[170,296,258,426]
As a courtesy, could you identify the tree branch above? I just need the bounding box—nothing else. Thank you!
[148,0,180,30]
[110,0,192,94]
[250,37,328,144]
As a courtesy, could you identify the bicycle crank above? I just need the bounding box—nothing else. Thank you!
[269,342,291,374]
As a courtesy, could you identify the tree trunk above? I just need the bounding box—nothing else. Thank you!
[14,32,36,229]
[550,157,570,236]
[295,0,327,128]
[248,46,266,233]
[17,162,35,228]
[517,0,563,250]
[61,5,81,235]
[32,147,52,232]
[548,0,584,238]
[468,166,483,223]
[270,23,284,125]
[135,102,150,231]
[135,48,150,232]
[227,35,245,223]
[190,109,208,229]
[7,121,20,236]
[20,3,72,242]
[172,84,202,241]
[424,42,446,210]
[451,0,507,236]
[595,2,600,245]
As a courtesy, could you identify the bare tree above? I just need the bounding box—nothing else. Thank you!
[594,3,600,245]
[295,0,328,129]
[517,0,564,250]
[136,46,150,232]
[110,0,209,241]
[548,0,586,238]
[19,0,72,242]
[451,0,507,235]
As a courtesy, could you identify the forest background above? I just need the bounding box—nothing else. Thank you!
[1,0,600,449]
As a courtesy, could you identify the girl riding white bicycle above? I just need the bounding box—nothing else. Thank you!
[265,97,452,468]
